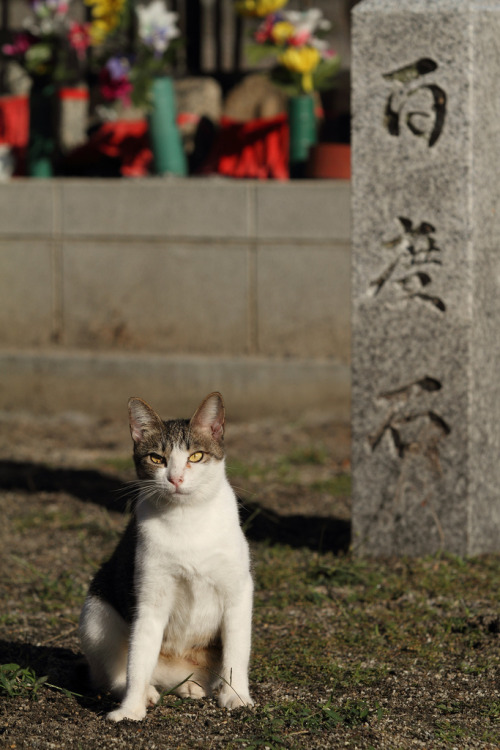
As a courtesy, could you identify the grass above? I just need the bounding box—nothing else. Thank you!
[1,439,500,749]
[8,556,87,614]
[95,456,135,473]
[233,696,382,748]
[2,536,500,747]
[227,446,350,497]
[0,663,48,700]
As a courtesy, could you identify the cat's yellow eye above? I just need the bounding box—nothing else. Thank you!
[188,451,204,463]
[149,453,164,465]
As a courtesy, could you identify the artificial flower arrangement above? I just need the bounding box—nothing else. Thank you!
[85,0,128,46]
[86,0,182,110]
[235,0,340,96]
[1,0,91,84]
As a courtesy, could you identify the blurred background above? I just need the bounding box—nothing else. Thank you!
[0,0,357,422]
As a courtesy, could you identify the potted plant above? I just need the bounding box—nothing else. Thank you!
[88,0,186,176]
[235,1,340,177]
[1,0,91,177]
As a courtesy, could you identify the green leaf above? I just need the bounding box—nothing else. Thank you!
[245,42,282,65]
[312,55,341,92]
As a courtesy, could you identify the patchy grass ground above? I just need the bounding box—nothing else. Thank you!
[0,410,499,749]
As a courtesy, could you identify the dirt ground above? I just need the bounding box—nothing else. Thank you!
[0,407,499,749]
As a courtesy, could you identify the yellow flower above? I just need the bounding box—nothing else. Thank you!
[235,0,288,17]
[85,0,126,45]
[270,21,294,46]
[279,45,321,92]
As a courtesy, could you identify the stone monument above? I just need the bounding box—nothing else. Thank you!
[351,0,500,556]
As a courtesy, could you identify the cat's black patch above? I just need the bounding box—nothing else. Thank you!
[89,517,138,623]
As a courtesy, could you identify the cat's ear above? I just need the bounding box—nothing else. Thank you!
[128,397,164,444]
[190,392,225,443]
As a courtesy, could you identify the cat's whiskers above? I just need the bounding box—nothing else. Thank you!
[228,484,255,498]
[115,478,170,512]
[133,479,177,511]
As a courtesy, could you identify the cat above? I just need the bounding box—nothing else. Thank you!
[79,392,254,722]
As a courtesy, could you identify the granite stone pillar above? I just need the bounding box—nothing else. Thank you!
[351,0,500,556]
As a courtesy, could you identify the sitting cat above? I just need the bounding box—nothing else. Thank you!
[79,392,254,721]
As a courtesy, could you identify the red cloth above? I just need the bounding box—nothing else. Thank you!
[0,94,290,179]
[0,95,29,174]
[0,94,152,176]
[201,114,289,180]
[0,95,29,148]
[81,120,153,177]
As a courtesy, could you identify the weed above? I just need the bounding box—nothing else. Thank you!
[310,474,351,495]
[482,700,500,723]
[279,445,330,467]
[0,613,22,627]
[434,719,467,742]
[235,697,382,748]
[0,663,47,700]
[34,570,86,612]
[435,701,463,715]
[10,556,86,612]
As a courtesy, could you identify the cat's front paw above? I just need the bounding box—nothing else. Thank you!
[146,685,160,706]
[218,688,254,710]
[106,704,147,722]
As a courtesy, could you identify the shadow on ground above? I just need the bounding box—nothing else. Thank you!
[0,460,350,553]
[239,502,350,554]
[0,639,107,711]
[0,460,127,513]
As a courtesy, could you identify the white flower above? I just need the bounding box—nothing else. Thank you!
[136,1,180,57]
[23,0,69,37]
[282,8,331,42]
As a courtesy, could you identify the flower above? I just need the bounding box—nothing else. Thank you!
[2,33,33,58]
[31,0,69,17]
[68,22,92,61]
[279,46,320,93]
[270,21,294,46]
[24,0,70,37]
[99,56,132,104]
[1,1,89,82]
[85,0,126,45]
[136,1,180,57]
[130,1,181,107]
[234,0,287,17]
[239,2,340,96]
[90,0,182,110]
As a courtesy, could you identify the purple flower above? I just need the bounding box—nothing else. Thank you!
[106,56,131,81]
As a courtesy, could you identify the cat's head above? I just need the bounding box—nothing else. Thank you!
[128,392,226,502]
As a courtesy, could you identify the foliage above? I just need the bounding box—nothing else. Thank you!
[0,663,48,700]
[234,696,382,747]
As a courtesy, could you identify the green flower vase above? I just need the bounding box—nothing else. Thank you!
[28,78,56,178]
[288,94,317,179]
[148,76,187,176]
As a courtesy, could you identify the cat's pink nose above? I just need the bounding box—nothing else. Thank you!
[168,474,183,489]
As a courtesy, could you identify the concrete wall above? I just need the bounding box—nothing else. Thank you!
[0,178,351,421]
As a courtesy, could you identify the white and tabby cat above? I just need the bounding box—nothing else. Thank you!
[79,392,254,721]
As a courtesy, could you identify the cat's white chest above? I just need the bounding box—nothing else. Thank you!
[136,504,243,654]
[162,574,224,653]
